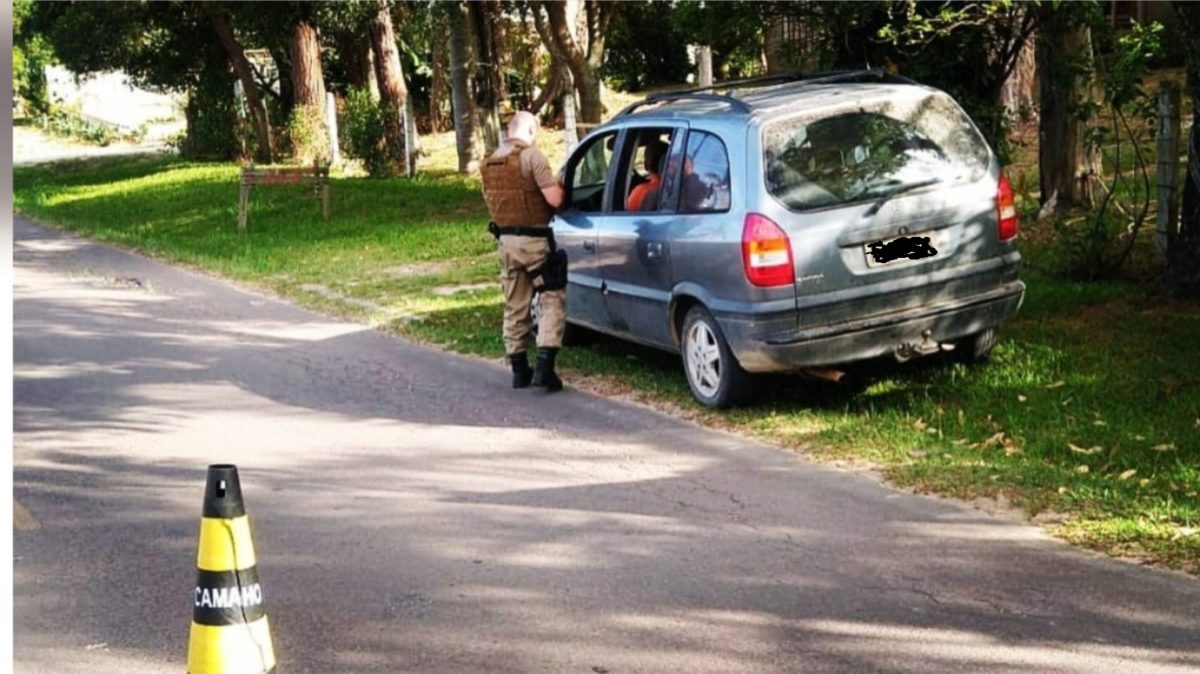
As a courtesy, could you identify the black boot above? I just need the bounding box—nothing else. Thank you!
[509,352,533,389]
[530,347,563,392]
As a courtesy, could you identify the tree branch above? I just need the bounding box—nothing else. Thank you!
[541,0,587,89]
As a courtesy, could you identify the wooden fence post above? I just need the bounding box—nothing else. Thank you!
[238,171,250,233]
[325,92,340,167]
[1156,83,1182,259]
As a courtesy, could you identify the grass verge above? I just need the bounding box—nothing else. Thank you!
[14,151,1200,574]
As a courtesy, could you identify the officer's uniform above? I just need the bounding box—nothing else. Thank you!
[481,139,566,389]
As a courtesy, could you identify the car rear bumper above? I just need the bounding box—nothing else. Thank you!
[722,281,1026,372]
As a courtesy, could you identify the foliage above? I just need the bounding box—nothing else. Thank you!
[874,0,1036,163]
[27,1,212,93]
[1054,19,1164,280]
[36,104,147,147]
[603,1,691,92]
[343,86,394,178]
[14,0,54,116]
[670,1,770,80]
[181,49,240,161]
[286,105,332,166]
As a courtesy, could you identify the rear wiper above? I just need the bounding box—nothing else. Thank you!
[865,178,942,216]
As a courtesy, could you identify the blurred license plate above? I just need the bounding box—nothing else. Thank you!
[864,230,940,268]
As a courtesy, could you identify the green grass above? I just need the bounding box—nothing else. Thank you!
[15,149,1200,574]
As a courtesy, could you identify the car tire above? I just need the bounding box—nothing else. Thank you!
[959,327,999,364]
[680,306,753,408]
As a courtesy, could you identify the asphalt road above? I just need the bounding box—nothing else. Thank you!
[13,216,1200,674]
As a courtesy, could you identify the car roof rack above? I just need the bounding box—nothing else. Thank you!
[614,69,917,118]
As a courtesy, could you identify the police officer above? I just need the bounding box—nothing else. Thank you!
[481,111,567,392]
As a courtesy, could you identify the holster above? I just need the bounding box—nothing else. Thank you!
[536,249,569,291]
[491,222,566,291]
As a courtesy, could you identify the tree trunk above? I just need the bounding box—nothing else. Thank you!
[1036,9,1099,215]
[430,28,448,132]
[531,4,568,121]
[369,1,410,167]
[287,19,328,162]
[560,64,578,149]
[469,1,500,149]
[340,31,379,101]
[448,1,479,173]
[540,0,613,125]
[205,6,273,163]
[184,44,240,161]
[529,64,562,116]
[289,20,326,109]
[1165,2,1200,297]
[484,0,509,104]
[1000,30,1037,120]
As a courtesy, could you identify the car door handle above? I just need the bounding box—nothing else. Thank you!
[646,241,665,260]
[583,240,596,252]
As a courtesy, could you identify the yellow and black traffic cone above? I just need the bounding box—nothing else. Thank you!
[188,464,277,674]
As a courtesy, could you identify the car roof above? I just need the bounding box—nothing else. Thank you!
[609,74,942,128]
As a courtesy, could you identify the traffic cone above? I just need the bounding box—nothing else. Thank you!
[187,464,277,674]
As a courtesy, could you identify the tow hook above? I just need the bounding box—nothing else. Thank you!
[894,330,956,363]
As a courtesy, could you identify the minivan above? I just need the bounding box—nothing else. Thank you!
[546,70,1025,408]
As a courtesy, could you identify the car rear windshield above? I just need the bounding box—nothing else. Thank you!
[763,91,991,211]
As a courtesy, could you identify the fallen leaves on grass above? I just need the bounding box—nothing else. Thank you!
[1152,443,1177,452]
[1045,380,1066,389]
[1076,465,1090,474]
[1118,469,1138,481]
[1068,442,1103,455]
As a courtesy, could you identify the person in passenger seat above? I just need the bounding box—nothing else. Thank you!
[627,139,668,212]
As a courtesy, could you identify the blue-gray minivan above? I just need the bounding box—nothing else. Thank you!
[548,71,1025,407]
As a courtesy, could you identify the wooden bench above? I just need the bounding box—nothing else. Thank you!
[238,161,331,231]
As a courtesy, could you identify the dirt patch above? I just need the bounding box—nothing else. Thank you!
[385,261,457,278]
[432,282,494,296]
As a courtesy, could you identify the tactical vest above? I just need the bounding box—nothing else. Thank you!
[481,144,555,228]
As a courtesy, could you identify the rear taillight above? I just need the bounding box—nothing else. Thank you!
[742,213,795,287]
[997,173,1019,241]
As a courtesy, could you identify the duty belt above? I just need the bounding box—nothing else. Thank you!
[495,225,552,238]
[488,221,557,253]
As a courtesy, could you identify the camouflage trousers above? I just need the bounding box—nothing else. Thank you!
[498,235,566,355]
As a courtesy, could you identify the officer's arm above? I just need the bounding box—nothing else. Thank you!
[540,184,564,209]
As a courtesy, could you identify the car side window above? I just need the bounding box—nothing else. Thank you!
[615,127,678,214]
[567,131,618,213]
[679,131,731,214]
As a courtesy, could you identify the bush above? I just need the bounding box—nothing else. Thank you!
[38,104,127,146]
[342,87,393,178]
[286,104,332,167]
